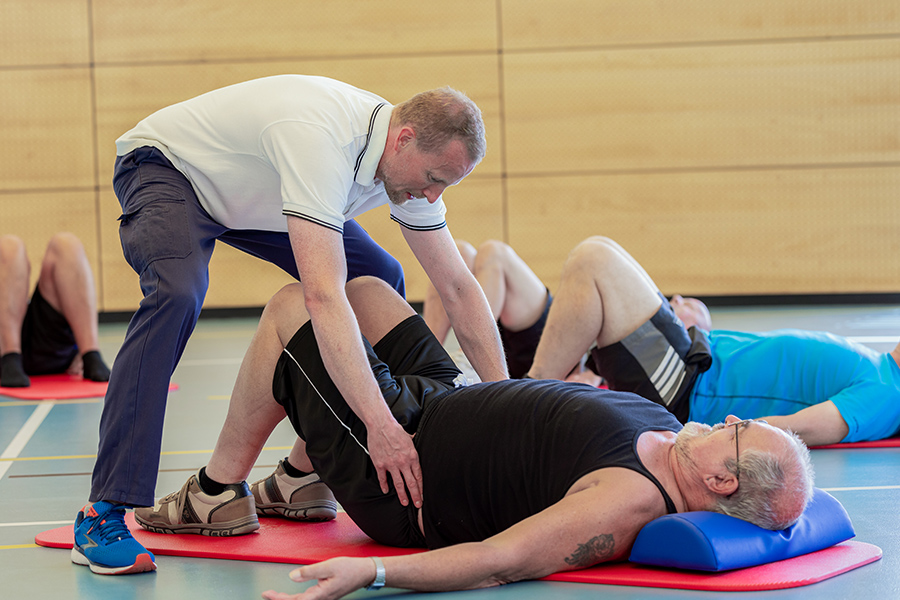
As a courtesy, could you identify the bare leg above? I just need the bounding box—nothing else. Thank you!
[422,238,548,340]
[473,240,547,331]
[205,283,313,482]
[348,276,419,344]
[36,233,109,379]
[528,236,664,380]
[422,239,476,343]
[0,235,29,355]
[0,236,31,387]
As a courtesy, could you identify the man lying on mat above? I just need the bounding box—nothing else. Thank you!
[424,236,900,447]
[134,276,813,599]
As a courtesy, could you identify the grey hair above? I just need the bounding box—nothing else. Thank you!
[714,430,815,530]
[393,87,486,164]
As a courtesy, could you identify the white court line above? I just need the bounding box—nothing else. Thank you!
[177,358,243,367]
[0,402,54,481]
[821,485,900,492]
[847,336,898,344]
[0,520,71,528]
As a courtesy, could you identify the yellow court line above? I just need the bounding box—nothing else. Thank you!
[0,399,100,407]
[0,446,293,463]
[0,544,39,550]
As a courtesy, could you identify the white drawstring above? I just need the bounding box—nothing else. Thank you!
[282,347,370,456]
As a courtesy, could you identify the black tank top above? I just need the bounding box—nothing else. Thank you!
[415,379,681,549]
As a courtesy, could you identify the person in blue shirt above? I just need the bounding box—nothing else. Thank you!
[425,236,900,447]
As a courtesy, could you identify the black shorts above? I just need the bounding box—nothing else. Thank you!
[499,290,552,379]
[589,294,712,422]
[21,286,78,375]
[271,313,461,548]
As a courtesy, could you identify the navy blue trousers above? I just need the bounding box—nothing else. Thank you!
[91,147,404,506]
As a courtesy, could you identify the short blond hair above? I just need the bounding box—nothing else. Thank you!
[393,87,486,164]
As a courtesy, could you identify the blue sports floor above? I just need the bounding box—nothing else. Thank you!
[1,303,898,599]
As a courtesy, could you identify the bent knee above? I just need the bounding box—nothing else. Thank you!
[262,282,307,322]
[454,239,477,268]
[475,239,516,271]
[565,236,620,272]
[44,232,85,266]
[345,275,395,305]
[0,235,26,263]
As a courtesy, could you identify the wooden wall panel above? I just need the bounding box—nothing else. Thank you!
[3,0,898,309]
[503,39,900,174]
[0,69,95,190]
[502,0,900,50]
[92,0,497,63]
[98,191,138,312]
[93,54,502,183]
[0,191,100,294]
[1,0,90,67]
[354,177,504,301]
[506,166,900,296]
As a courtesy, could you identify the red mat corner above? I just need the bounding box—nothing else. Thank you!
[35,513,880,591]
[811,436,900,450]
[0,375,178,400]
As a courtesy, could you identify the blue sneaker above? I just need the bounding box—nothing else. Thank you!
[71,501,157,575]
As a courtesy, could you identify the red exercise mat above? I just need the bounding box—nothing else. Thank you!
[35,514,880,591]
[0,374,178,400]
[812,437,900,449]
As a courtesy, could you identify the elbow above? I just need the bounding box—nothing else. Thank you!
[301,282,344,316]
[477,542,551,587]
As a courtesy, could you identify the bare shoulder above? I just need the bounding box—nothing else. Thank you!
[560,468,669,562]
[568,467,668,510]
[485,467,672,578]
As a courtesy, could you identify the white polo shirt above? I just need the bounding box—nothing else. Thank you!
[115,74,446,233]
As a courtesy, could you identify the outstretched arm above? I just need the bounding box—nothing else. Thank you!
[262,469,666,600]
[421,239,477,344]
[288,217,423,508]
[404,227,508,382]
[762,400,849,447]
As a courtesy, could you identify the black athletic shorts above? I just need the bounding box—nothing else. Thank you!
[589,293,712,422]
[498,290,552,379]
[21,286,78,375]
[271,313,461,548]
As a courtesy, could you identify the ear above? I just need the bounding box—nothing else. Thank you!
[395,126,416,150]
[704,471,739,497]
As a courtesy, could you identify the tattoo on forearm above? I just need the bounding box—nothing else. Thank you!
[564,533,615,568]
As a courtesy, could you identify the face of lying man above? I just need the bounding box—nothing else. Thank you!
[673,416,791,478]
[669,295,712,331]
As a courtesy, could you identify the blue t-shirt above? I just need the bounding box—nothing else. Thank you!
[688,329,900,443]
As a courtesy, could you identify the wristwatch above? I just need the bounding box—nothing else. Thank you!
[366,556,386,590]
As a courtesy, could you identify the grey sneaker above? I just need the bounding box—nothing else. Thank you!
[134,472,259,536]
[250,460,337,521]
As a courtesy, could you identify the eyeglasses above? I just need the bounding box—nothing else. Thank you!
[724,418,768,481]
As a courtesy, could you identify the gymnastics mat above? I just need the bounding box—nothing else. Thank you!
[812,437,900,450]
[0,374,178,400]
[35,514,881,591]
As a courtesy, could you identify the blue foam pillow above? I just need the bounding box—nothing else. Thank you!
[629,488,854,571]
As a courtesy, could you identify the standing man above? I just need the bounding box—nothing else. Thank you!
[72,75,507,576]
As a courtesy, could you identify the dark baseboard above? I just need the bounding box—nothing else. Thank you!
[98,294,899,324]
[691,293,900,308]
[99,305,265,324]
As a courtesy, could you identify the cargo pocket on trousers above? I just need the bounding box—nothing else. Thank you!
[118,197,192,275]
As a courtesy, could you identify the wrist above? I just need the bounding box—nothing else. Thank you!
[366,556,386,590]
